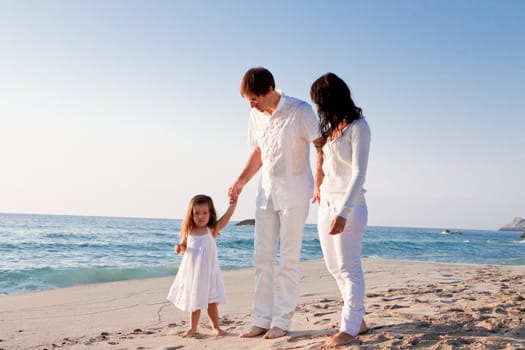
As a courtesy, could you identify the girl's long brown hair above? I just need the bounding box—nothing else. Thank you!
[180,194,218,243]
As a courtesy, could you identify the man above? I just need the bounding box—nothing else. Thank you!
[229,67,321,339]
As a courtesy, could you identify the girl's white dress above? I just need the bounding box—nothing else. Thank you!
[167,227,226,312]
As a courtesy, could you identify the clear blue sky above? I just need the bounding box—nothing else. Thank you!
[1,0,524,230]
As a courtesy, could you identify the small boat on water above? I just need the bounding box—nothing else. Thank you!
[441,229,462,235]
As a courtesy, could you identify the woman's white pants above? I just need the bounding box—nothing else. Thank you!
[318,192,367,336]
[251,198,310,331]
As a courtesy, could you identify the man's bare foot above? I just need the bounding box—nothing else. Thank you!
[212,327,228,336]
[179,328,198,338]
[239,326,268,338]
[263,326,288,339]
[321,331,356,349]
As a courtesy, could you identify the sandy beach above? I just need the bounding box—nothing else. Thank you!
[1,258,524,350]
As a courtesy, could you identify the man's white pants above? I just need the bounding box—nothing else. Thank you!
[318,192,367,336]
[251,198,310,331]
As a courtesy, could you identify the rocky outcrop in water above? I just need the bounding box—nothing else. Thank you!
[499,217,525,231]
[235,219,255,226]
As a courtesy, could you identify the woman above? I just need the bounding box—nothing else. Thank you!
[310,73,371,349]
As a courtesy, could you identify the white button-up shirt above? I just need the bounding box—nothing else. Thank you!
[248,91,320,211]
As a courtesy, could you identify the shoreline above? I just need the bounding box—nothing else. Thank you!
[1,258,524,349]
[4,255,525,299]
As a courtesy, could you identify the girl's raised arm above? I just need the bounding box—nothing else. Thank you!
[216,199,237,232]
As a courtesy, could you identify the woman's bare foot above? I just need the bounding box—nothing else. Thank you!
[212,327,228,336]
[239,326,268,338]
[179,328,198,338]
[321,331,356,349]
[359,319,368,334]
[320,320,367,349]
[263,326,288,339]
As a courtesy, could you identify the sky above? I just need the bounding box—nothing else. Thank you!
[1,0,524,230]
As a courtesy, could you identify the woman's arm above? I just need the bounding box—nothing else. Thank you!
[328,120,371,235]
[312,137,325,204]
[337,119,371,219]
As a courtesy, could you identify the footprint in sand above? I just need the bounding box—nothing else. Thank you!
[384,304,409,310]
[445,307,465,313]
[387,288,410,293]
[366,293,382,298]
[221,317,235,325]
[411,297,432,304]
[436,292,454,298]
[313,318,334,325]
[475,319,503,333]
[313,311,336,317]
[381,296,406,302]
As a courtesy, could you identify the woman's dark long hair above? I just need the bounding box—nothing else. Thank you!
[310,73,362,140]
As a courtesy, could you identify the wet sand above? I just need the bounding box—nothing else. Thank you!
[1,258,524,349]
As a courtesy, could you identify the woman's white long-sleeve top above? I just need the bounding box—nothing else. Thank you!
[320,117,371,218]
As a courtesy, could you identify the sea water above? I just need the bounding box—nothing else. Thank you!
[1,213,524,295]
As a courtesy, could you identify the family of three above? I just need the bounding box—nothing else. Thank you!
[166,67,371,349]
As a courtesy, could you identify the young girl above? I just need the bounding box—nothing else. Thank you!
[167,194,237,337]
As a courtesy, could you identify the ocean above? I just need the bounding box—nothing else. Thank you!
[1,213,524,296]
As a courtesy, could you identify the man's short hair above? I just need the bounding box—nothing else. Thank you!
[240,67,275,97]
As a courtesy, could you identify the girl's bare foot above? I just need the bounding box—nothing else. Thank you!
[239,326,268,338]
[179,328,198,338]
[212,327,228,336]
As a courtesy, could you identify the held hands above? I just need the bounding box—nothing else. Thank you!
[328,215,347,235]
[228,194,238,206]
[228,181,244,203]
